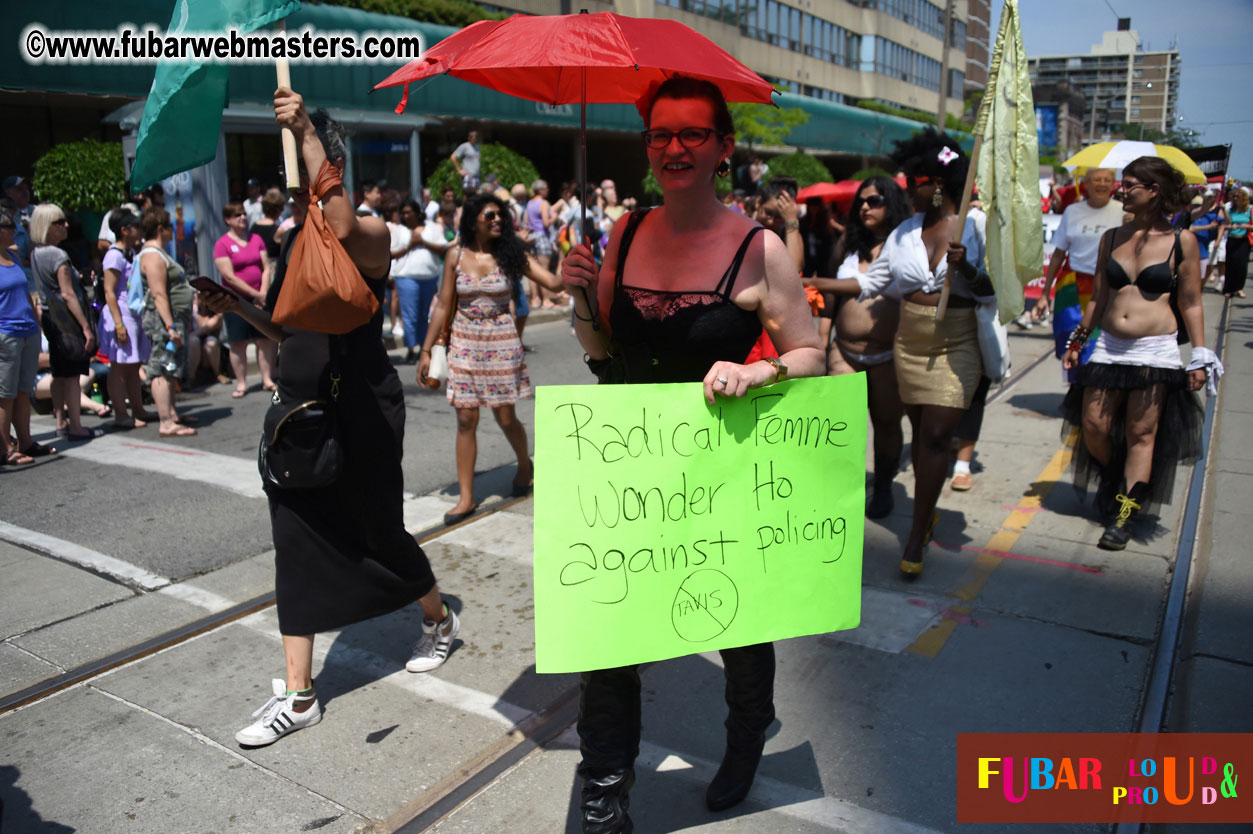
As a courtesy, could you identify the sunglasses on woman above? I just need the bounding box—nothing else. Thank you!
[640,127,719,150]
[859,194,887,208]
[52,219,68,226]
[480,210,501,221]
[906,175,933,188]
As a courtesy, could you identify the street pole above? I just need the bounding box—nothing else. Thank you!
[936,0,954,131]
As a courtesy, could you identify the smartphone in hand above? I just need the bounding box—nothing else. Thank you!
[190,276,245,300]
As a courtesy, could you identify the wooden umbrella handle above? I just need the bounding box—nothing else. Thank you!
[276,21,299,191]
[936,133,984,321]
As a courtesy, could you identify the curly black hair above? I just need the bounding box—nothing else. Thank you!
[890,129,968,201]
[835,176,913,264]
[458,193,527,290]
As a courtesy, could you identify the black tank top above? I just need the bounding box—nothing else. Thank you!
[608,208,764,384]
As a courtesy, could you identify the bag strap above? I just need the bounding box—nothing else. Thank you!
[1171,227,1182,285]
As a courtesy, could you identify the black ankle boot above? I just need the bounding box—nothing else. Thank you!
[580,767,634,834]
[706,737,766,811]
[1098,481,1147,550]
[866,454,897,519]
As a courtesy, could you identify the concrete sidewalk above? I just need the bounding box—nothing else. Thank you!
[1,291,1241,834]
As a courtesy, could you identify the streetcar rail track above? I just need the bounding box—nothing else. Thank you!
[0,493,532,715]
[1112,295,1232,834]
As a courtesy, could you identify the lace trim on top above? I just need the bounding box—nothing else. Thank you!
[622,287,724,321]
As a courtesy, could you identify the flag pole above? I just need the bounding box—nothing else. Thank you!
[576,11,598,330]
[276,20,300,191]
[936,0,1010,321]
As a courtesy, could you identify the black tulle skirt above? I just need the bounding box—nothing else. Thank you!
[1060,361,1203,513]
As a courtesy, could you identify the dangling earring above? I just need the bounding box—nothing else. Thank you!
[932,187,944,208]
[716,159,731,178]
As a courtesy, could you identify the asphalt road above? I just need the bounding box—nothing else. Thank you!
[2,315,588,582]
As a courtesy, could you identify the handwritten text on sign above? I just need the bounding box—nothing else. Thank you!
[533,375,867,673]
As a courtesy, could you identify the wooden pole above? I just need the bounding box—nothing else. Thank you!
[276,21,299,191]
[936,0,1010,321]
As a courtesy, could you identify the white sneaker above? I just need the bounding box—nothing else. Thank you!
[235,679,322,747]
[391,323,404,338]
[1013,313,1034,330]
[406,606,460,672]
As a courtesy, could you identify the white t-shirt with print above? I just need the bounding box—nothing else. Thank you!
[1052,199,1126,274]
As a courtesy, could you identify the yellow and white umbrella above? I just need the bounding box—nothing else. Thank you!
[1062,141,1206,184]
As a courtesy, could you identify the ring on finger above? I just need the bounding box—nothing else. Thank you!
[715,376,729,385]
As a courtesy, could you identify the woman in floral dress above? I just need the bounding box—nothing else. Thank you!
[418,193,560,525]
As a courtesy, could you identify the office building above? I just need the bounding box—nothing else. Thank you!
[1028,19,1180,141]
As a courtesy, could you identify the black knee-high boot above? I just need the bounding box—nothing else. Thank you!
[1098,481,1148,550]
[577,667,640,833]
[867,454,898,519]
[706,643,776,811]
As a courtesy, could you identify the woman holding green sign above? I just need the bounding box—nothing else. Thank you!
[560,76,824,833]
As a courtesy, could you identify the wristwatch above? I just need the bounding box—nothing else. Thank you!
[763,355,788,383]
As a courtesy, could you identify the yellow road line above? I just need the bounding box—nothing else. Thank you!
[905,432,1078,658]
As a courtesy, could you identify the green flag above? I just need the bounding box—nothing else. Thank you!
[130,0,300,191]
[975,0,1041,325]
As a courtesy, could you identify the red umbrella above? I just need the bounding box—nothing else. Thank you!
[375,11,776,327]
[375,12,775,111]
[796,182,849,204]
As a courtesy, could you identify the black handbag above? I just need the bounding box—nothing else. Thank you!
[257,338,344,490]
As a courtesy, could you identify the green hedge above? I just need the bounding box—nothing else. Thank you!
[32,140,128,213]
[317,0,505,27]
[764,151,833,189]
[424,143,540,201]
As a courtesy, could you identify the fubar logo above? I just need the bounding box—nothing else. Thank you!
[956,733,1251,824]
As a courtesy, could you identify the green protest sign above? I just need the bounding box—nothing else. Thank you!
[533,375,867,673]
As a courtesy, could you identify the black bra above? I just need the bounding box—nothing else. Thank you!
[1104,228,1180,294]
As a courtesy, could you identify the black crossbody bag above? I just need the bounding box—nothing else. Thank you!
[257,337,344,490]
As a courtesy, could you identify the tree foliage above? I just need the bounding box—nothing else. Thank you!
[765,151,833,189]
[1110,121,1202,149]
[33,140,127,213]
[315,0,505,27]
[424,142,539,201]
[855,100,974,135]
[728,101,810,148]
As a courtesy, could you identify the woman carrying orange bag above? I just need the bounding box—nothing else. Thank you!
[199,86,459,749]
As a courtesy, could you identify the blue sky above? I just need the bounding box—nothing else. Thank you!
[1002,0,1253,181]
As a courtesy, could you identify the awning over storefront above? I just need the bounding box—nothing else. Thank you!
[3,0,959,154]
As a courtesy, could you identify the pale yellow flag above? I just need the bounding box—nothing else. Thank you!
[975,0,1041,324]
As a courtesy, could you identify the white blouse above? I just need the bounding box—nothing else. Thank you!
[856,213,991,302]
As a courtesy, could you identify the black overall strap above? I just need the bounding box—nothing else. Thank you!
[715,226,765,297]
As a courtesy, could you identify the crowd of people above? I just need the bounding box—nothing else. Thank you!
[0,74,1237,834]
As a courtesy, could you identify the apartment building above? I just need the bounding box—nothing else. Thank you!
[963,0,989,98]
[1028,20,1180,141]
[487,0,969,116]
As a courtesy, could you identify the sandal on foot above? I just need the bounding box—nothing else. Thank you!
[158,424,197,437]
[66,428,104,440]
[4,450,35,466]
[232,387,248,399]
[21,442,57,458]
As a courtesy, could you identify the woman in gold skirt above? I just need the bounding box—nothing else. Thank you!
[829,131,994,576]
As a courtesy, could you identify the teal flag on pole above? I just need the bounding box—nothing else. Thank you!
[974,0,1041,324]
[130,0,300,190]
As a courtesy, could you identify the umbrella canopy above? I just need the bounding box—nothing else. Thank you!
[374,11,775,111]
[1063,141,1206,185]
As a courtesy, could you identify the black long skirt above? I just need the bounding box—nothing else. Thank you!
[268,319,435,635]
